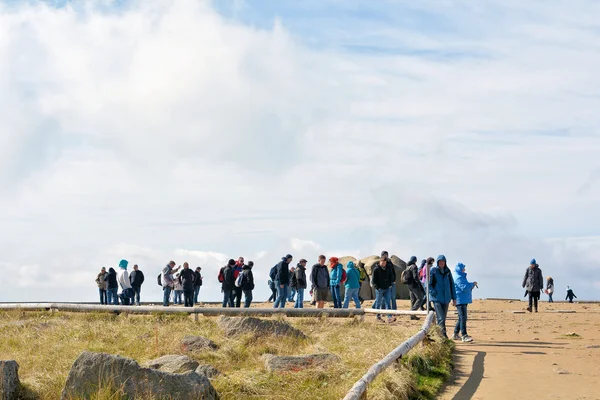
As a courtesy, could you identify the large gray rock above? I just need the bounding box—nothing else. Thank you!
[60,351,218,400]
[217,316,307,339]
[262,353,341,372]
[390,255,409,300]
[195,365,221,379]
[181,335,218,352]
[0,360,20,400]
[143,355,199,374]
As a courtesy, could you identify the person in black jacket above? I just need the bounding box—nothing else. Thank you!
[406,256,425,320]
[310,255,330,309]
[220,259,236,307]
[241,261,255,308]
[104,267,118,305]
[522,259,544,312]
[273,254,293,309]
[129,264,145,306]
[292,260,308,309]
[372,259,392,322]
[179,262,196,307]
[566,286,577,303]
[380,251,397,313]
[193,267,203,304]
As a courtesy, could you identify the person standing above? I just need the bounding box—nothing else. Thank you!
[429,255,456,337]
[288,266,297,302]
[179,262,196,307]
[406,256,426,320]
[241,261,255,308]
[129,264,145,306]
[96,267,108,305]
[105,267,118,305]
[356,262,369,304]
[173,274,183,305]
[380,251,397,312]
[267,264,278,302]
[522,259,544,312]
[193,267,203,304]
[310,255,330,309]
[293,260,308,309]
[219,259,236,307]
[372,259,393,322]
[343,261,361,309]
[231,257,245,308]
[161,261,180,307]
[452,263,477,343]
[116,259,133,306]
[329,257,343,309]
[566,286,577,303]
[273,255,293,308]
[545,276,554,303]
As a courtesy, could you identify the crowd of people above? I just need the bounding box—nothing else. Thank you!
[95,253,577,344]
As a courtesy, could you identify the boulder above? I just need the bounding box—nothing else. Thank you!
[181,335,218,352]
[0,360,20,400]
[195,365,221,378]
[143,355,199,374]
[262,353,341,372]
[61,351,217,400]
[217,316,307,339]
[338,256,358,268]
[359,256,381,276]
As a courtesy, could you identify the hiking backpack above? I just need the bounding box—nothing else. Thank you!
[401,269,412,285]
[269,265,277,281]
[340,269,347,284]
[218,267,225,283]
[234,273,244,288]
[157,273,162,286]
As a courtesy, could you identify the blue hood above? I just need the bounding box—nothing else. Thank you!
[408,256,417,265]
[454,263,466,277]
[118,259,128,270]
[347,261,355,269]
[530,258,536,265]
[436,255,446,266]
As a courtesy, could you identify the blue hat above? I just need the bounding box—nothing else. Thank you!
[409,256,417,264]
[118,259,128,269]
[530,258,536,265]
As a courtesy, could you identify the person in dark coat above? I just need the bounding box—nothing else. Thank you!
[522,258,544,312]
[380,251,397,313]
[178,262,196,307]
[372,259,393,322]
[273,254,293,309]
[310,255,330,309]
[104,267,119,305]
[220,259,236,307]
[129,264,145,306]
[193,267,203,304]
[240,261,255,308]
[231,257,245,308]
[292,260,308,309]
[429,255,456,338]
[566,286,577,303]
[406,256,425,320]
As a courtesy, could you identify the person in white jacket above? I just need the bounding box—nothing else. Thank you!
[116,259,133,306]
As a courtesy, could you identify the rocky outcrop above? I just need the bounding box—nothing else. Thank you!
[0,360,20,400]
[196,365,221,378]
[262,353,341,372]
[180,335,218,352]
[217,316,307,339]
[143,355,199,374]
[60,351,218,400]
[356,255,409,300]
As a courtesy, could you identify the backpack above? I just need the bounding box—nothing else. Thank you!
[269,265,277,281]
[340,269,347,284]
[401,269,412,285]
[157,274,162,286]
[218,267,225,283]
[358,267,367,282]
[235,273,244,288]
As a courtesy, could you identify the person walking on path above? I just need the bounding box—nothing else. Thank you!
[288,266,297,302]
[240,261,255,308]
[105,267,118,305]
[310,255,330,309]
[219,259,236,307]
[292,260,308,308]
[566,286,577,303]
[429,255,456,338]
[522,259,544,312]
[193,267,203,304]
[545,276,554,303]
[116,259,133,306]
[129,264,145,306]
[96,267,108,305]
[267,264,278,302]
[406,256,426,320]
[161,261,180,307]
[343,261,361,309]
[329,257,344,309]
[452,263,477,342]
[372,259,393,322]
[231,257,245,308]
[273,254,293,308]
[179,262,196,307]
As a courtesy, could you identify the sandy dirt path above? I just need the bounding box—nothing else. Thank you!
[438,300,600,400]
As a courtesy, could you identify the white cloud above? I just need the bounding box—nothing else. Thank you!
[1,0,599,302]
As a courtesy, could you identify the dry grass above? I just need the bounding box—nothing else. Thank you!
[0,310,452,400]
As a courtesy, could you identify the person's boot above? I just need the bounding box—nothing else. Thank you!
[534,308,538,313]
[526,306,532,312]
[410,315,420,320]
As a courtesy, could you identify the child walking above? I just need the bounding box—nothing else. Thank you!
[452,263,477,343]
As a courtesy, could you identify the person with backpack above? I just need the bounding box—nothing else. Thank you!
[129,264,145,306]
[566,286,577,303]
[218,259,235,307]
[160,261,180,307]
[292,260,308,308]
[429,255,456,338]
[522,259,544,312]
[404,256,425,320]
[355,262,369,304]
[343,261,361,309]
[288,266,297,302]
[96,267,108,305]
[193,267,203,304]
[273,254,293,308]
[230,257,245,308]
[310,255,330,309]
[178,262,196,307]
[116,259,133,306]
[104,267,118,305]
[267,263,278,302]
[372,259,393,322]
[239,261,255,308]
[329,257,344,309]
[452,263,477,342]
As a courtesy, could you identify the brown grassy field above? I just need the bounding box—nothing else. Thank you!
[0,304,452,400]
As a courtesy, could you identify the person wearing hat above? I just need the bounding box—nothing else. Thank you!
[329,256,344,309]
[565,286,577,303]
[429,255,456,337]
[273,254,293,308]
[522,258,544,312]
[292,259,308,308]
[95,267,108,305]
[193,267,203,304]
[116,259,133,306]
[406,256,425,320]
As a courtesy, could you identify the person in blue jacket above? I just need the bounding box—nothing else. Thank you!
[452,263,478,343]
[429,255,456,338]
[342,261,361,309]
[329,257,344,309]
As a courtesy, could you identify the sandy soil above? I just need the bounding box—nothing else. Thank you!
[437,300,600,400]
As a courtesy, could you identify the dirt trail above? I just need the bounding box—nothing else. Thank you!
[438,300,600,400]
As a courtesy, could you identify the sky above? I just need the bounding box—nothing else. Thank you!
[1,0,599,303]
